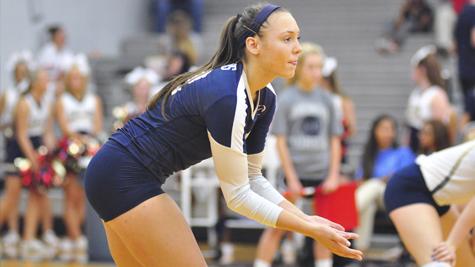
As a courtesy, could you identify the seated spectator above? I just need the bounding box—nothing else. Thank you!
[376,0,434,54]
[434,0,456,56]
[354,114,415,252]
[418,119,451,155]
[158,10,203,65]
[113,67,159,130]
[154,0,204,33]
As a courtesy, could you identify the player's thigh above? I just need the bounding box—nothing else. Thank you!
[389,203,443,265]
[103,222,144,267]
[106,194,207,267]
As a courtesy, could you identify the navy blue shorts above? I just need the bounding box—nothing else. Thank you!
[84,140,165,222]
[5,136,42,176]
[384,163,450,216]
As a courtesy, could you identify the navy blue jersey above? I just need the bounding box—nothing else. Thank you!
[111,63,276,183]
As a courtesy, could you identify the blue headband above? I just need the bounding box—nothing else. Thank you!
[239,4,281,45]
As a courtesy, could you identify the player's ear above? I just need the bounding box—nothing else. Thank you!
[245,36,261,56]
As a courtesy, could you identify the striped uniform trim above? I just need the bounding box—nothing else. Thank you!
[230,74,247,154]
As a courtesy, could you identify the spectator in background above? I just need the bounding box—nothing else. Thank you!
[113,67,159,130]
[0,51,33,259]
[405,46,452,153]
[254,43,343,267]
[37,25,73,82]
[354,114,415,253]
[151,51,192,96]
[320,57,356,165]
[155,0,204,33]
[418,119,451,155]
[376,0,434,54]
[54,54,103,262]
[158,10,203,65]
[454,0,475,125]
[13,68,57,261]
[434,0,456,56]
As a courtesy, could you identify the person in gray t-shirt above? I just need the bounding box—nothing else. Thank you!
[272,84,342,183]
[255,43,343,267]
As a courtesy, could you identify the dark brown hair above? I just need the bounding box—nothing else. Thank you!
[419,119,450,154]
[361,114,398,180]
[418,54,445,89]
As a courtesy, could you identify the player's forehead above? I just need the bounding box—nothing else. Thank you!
[262,12,300,36]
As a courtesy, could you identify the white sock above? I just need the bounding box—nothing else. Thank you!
[315,259,333,267]
[254,259,271,267]
[421,262,451,267]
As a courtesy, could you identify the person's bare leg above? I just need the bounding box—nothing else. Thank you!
[106,194,207,267]
[7,199,20,233]
[440,206,475,267]
[315,242,333,266]
[40,192,54,233]
[23,190,41,241]
[390,203,444,265]
[103,221,144,267]
[0,176,22,225]
[255,227,286,264]
[64,176,82,239]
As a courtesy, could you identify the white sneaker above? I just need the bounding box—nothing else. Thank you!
[21,239,45,261]
[219,243,234,265]
[281,239,296,264]
[42,230,59,260]
[58,238,74,262]
[74,236,88,263]
[2,231,20,258]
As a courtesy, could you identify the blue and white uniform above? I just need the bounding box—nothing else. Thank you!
[5,94,50,174]
[85,63,285,224]
[385,140,475,216]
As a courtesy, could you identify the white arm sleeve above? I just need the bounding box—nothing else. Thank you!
[209,133,283,227]
[248,153,285,205]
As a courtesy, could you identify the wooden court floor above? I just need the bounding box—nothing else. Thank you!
[0,260,115,267]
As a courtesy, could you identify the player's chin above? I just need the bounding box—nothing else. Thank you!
[280,68,296,79]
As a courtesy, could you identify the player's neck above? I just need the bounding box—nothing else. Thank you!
[243,62,273,99]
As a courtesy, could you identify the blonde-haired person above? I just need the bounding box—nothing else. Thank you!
[254,42,345,267]
[405,45,454,153]
[54,54,103,262]
[112,66,158,130]
[321,57,356,164]
[0,51,33,258]
[11,67,57,260]
[84,4,362,266]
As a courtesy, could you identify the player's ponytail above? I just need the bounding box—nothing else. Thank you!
[148,3,286,117]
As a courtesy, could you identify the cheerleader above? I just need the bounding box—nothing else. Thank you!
[54,54,103,262]
[0,51,32,258]
[15,68,57,260]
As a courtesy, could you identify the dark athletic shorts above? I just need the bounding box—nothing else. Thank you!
[384,163,450,216]
[84,140,164,221]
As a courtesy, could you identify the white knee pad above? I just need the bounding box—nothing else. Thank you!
[421,262,452,267]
